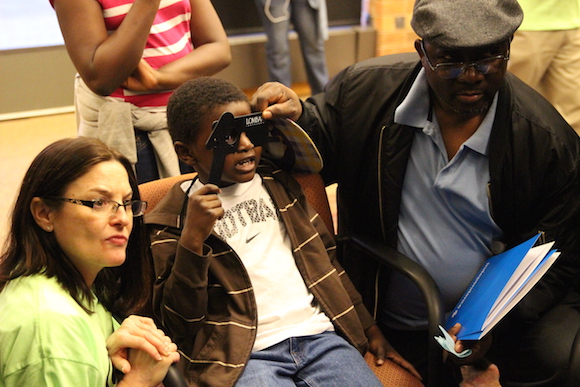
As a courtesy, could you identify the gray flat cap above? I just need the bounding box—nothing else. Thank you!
[411,0,523,48]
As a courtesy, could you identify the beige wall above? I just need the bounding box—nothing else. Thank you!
[0,46,77,118]
[0,27,376,119]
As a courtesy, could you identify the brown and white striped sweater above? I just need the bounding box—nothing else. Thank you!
[146,164,375,387]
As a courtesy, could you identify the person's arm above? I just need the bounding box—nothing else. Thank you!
[122,0,231,92]
[52,0,161,95]
[151,184,224,341]
[250,71,348,184]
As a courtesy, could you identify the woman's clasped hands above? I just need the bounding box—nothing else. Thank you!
[107,315,180,387]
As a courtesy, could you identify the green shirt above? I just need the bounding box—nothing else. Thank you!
[0,274,118,387]
[518,0,580,30]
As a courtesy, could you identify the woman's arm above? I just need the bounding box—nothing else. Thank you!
[52,0,161,95]
[122,0,231,92]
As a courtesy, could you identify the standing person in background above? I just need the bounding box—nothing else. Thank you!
[253,0,329,94]
[508,0,580,136]
[0,137,180,386]
[50,0,231,183]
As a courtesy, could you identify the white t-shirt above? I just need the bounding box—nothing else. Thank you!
[188,175,333,351]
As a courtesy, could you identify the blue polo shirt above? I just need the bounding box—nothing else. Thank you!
[381,69,503,329]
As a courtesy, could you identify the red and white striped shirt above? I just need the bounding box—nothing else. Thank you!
[51,0,193,107]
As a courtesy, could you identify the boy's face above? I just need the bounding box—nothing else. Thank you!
[184,101,262,186]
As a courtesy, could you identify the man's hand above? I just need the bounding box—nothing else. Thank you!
[250,82,303,122]
[365,324,423,381]
[447,323,493,366]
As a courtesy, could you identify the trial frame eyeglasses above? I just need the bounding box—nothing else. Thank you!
[44,197,148,217]
[419,40,510,79]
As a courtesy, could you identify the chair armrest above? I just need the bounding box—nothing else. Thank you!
[339,233,445,387]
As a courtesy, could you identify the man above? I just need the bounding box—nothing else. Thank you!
[251,0,580,385]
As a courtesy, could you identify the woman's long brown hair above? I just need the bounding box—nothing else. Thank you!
[0,137,152,317]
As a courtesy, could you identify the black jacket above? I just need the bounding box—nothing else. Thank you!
[298,52,580,324]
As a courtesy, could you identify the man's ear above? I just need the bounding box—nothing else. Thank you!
[30,197,55,233]
[414,39,424,58]
[174,141,196,166]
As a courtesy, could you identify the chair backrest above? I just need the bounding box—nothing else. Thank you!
[139,173,197,214]
[290,173,334,235]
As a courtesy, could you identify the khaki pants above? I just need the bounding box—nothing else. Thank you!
[509,29,580,136]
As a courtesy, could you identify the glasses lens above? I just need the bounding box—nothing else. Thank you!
[437,64,463,79]
[475,57,503,75]
[438,56,505,79]
[91,199,109,212]
[131,200,147,217]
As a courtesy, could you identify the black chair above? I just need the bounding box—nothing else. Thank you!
[337,234,445,387]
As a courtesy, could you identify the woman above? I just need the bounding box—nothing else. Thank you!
[0,137,179,386]
[50,0,231,183]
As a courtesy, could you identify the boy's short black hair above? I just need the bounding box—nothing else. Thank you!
[167,76,249,145]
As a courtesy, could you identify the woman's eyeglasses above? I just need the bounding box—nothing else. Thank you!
[44,197,148,217]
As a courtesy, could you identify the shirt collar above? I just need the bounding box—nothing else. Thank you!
[394,68,431,128]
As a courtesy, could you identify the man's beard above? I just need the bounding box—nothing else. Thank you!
[445,97,491,116]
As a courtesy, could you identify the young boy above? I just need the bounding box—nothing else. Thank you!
[146,77,418,386]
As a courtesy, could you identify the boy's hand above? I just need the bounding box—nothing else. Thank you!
[180,184,223,254]
[365,324,422,381]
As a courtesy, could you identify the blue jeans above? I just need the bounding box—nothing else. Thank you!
[235,332,382,387]
[135,130,159,184]
[253,0,328,94]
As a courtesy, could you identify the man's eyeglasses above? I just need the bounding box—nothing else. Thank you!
[45,197,148,217]
[420,40,509,79]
